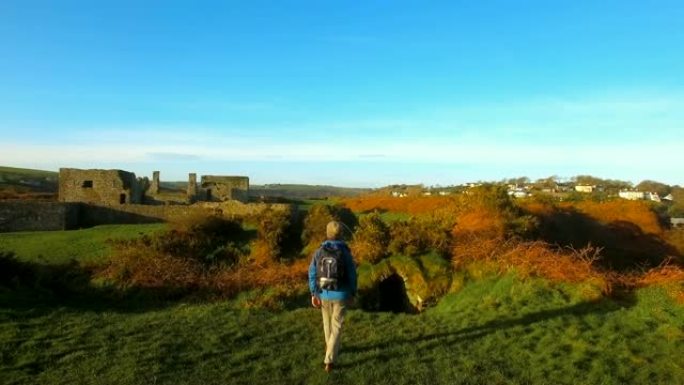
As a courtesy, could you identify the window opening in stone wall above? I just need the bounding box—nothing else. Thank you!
[206,188,212,201]
[119,194,126,204]
[82,180,93,188]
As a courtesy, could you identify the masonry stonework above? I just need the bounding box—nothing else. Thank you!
[187,173,198,201]
[200,176,249,203]
[59,168,144,204]
[0,202,79,232]
[2,168,263,232]
[150,171,160,195]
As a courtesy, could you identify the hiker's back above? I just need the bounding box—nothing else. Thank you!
[316,244,346,291]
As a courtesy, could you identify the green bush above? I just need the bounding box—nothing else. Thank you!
[251,207,292,263]
[351,211,390,263]
[460,183,518,215]
[156,215,247,266]
[100,215,250,292]
[388,216,452,257]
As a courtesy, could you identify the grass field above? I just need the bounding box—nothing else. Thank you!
[0,226,683,385]
[0,224,167,265]
[0,166,58,179]
[1,276,682,385]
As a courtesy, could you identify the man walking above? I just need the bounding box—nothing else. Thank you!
[309,221,357,373]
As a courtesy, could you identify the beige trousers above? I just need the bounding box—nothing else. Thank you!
[321,300,347,364]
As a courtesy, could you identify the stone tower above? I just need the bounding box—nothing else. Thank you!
[150,171,160,195]
[187,173,197,201]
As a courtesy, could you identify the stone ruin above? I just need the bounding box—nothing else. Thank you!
[0,168,286,232]
[58,168,144,204]
[200,175,249,203]
[58,168,249,205]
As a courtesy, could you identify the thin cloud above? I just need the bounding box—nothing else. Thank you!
[3,139,683,167]
[147,152,201,161]
[2,92,682,184]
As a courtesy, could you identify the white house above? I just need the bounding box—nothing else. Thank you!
[619,191,645,200]
[508,188,529,199]
[574,185,595,193]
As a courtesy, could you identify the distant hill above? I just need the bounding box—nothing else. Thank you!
[0,166,58,199]
[159,181,372,199]
[250,184,372,199]
[0,166,58,182]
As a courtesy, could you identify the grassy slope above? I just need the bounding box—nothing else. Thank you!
[0,224,167,264]
[0,226,682,384]
[0,166,58,179]
[0,166,58,195]
[0,277,681,385]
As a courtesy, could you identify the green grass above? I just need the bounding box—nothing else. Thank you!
[295,198,342,211]
[0,225,683,384]
[0,224,167,265]
[378,211,411,223]
[0,166,58,179]
[0,273,682,385]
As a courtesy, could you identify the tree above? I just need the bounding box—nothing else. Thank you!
[573,175,603,186]
[534,175,558,190]
[504,176,530,186]
[668,186,684,218]
[636,180,671,196]
[671,186,684,201]
[572,175,632,194]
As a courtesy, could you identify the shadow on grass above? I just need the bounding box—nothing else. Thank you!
[0,252,211,315]
[0,250,313,317]
[341,294,637,368]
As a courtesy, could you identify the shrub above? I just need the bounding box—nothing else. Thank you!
[452,209,507,240]
[301,204,357,256]
[250,207,291,264]
[452,238,609,295]
[522,199,676,270]
[637,261,684,303]
[99,215,249,294]
[449,184,541,245]
[159,215,247,267]
[342,195,456,215]
[458,184,517,215]
[101,246,202,291]
[388,216,452,257]
[665,228,684,261]
[350,211,390,263]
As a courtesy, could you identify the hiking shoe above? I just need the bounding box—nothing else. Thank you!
[325,363,333,373]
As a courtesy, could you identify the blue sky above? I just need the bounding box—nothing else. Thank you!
[1,1,683,187]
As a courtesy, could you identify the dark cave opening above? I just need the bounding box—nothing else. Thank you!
[378,273,411,313]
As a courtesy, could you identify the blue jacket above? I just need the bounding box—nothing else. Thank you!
[309,240,357,301]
